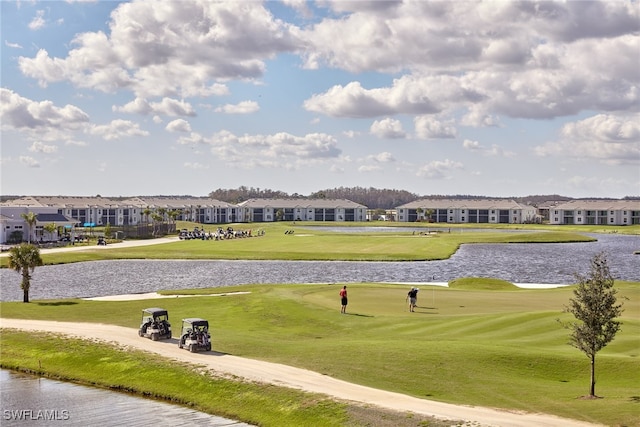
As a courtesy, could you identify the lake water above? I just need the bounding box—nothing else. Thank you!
[0,370,253,426]
[1,233,637,301]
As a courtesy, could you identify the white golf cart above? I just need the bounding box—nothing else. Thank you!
[178,318,212,352]
[138,307,172,341]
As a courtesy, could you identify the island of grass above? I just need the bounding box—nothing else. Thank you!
[0,221,605,267]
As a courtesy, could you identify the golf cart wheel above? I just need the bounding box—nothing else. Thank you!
[138,330,143,337]
[151,333,159,341]
[206,344,211,351]
[189,344,195,353]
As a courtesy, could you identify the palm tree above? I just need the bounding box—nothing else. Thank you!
[44,223,57,242]
[425,209,435,223]
[8,243,44,303]
[142,207,151,224]
[151,213,163,236]
[20,212,38,243]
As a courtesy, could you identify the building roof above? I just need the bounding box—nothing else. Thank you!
[123,197,235,209]
[237,198,367,209]
[2,196,115,208]
[551,199,640,211]
[396,198,532,210]
[36,213,76,224]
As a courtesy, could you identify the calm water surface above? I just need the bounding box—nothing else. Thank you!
[1,233,637,301]
[0,370,253,426]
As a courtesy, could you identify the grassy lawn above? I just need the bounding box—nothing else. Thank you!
[2,280,638,426]
[0,221,602,267]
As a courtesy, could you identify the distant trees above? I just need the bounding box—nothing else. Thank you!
[560,252,625,398]
[7,243,43,303]
[209,186,289,204]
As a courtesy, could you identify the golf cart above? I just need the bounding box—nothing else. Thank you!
[138,307,172,341]
[178,318,211,352]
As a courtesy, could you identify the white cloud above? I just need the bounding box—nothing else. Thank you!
[368,152,395,163]
[0,88,90,132]
[535,113,640,165]
[463,139,482,150]
[28,141,58,154]
[5,40,23,49]
[416,159,463,179]
[89,119,149,141]
[18,1,299,98]
[358,165,382,173]
[463,139,515,158]
[370,118,406,139]
[214,101,260,114]
[414,116,457,139]
[166,119,192,133]
[300,2,638,123]
[179,130,342,168]
[114,97,196,117]
[20,156,40,167]
[28,10,46,31]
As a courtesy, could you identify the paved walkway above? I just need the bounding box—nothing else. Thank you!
[0,236,179,257]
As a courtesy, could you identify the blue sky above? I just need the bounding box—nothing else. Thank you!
[1,0,638,198]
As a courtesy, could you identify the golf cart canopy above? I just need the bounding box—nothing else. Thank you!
[143,308,169,317]
[183,318,208,328]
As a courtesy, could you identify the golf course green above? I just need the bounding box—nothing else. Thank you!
[1,222,638,426]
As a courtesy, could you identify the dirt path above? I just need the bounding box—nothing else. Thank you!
[0,318,601,427]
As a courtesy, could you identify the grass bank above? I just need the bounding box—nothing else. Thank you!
[2,280,638,426]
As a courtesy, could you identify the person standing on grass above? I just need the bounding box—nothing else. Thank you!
[340,285,348,313]
[406,287,418,312]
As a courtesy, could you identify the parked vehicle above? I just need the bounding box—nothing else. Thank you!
[97,237,107,245]
[178,318,211,352]
[138,308,172,341]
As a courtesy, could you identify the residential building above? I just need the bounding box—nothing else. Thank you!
[395,199,538,224]
[548,200,640,225]
[237,198,368,222]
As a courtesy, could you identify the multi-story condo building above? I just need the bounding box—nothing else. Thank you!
[548,200,640,225]
[237,198,368,222]
[395,199,538,224]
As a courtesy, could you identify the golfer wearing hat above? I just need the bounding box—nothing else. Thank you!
[407,287,419,312]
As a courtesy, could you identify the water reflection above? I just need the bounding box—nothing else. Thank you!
[0,233,637,301]
[0,370,252,426]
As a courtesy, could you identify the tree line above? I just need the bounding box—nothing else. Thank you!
[208,186,585,209]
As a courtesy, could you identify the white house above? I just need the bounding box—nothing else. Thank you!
[0,205,76,244]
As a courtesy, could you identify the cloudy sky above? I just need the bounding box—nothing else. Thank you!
[1,0,638,199]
